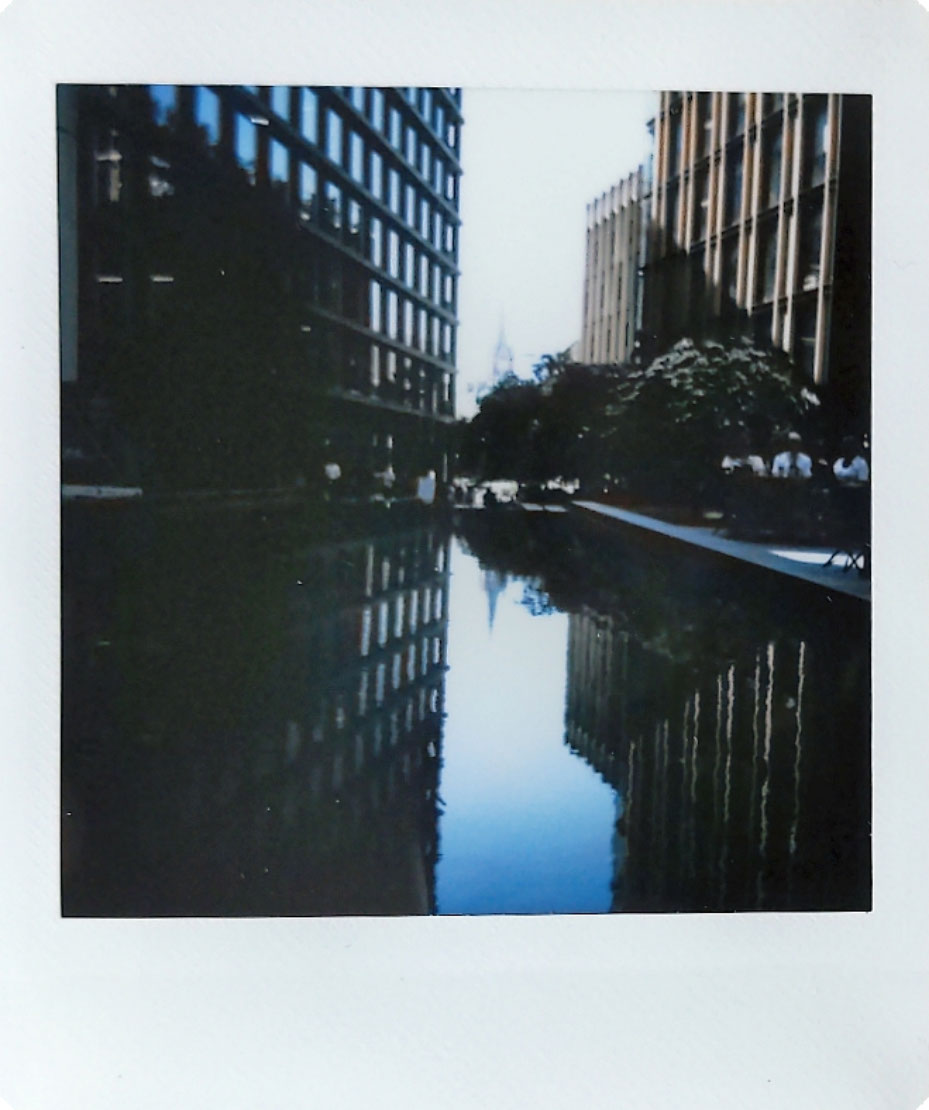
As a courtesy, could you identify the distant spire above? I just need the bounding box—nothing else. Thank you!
[492,321,514,383]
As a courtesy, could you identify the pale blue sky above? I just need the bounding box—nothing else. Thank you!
[455,89,658,414]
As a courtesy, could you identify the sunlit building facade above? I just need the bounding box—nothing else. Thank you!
[640,91,871,429]
[580,168,645,364]
[58,84,463,491]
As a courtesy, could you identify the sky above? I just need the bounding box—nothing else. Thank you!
[455,89,658,415]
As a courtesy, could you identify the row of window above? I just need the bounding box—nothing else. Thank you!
[664,106,829,243]
[664,93,829,200]
[337,85,461,155]
[144,88,461,311]
[715,203,824,307]
[369,279,454,359]
[151,85,460,204]
[368,346,454,411]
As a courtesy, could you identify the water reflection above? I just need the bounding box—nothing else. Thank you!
[458,511,870,912]
[62,508,450,916]
[62,505,869,916]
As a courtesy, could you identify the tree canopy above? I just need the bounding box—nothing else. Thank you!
[459,337,822,502]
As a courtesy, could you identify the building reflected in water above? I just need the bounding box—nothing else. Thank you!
[566,596,868,912]
[62,513,450,916]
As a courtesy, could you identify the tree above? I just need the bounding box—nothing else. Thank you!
[602,337,820,501]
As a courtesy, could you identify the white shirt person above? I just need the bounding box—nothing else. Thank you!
[832,437,869,483]
[771,433,813,479]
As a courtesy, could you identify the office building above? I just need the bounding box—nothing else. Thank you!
[58,84,463,491]
[580,168,645,365]
[640,91,870,431]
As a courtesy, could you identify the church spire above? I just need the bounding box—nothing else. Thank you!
[492,321,514,384]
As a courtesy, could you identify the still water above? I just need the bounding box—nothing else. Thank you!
[62,506,870,916]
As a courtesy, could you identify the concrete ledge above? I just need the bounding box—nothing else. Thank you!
[573,500,870,602]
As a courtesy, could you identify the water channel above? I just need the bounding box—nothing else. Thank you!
[62,505,870,916]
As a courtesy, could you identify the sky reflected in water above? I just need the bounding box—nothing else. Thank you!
[436,540,617,914]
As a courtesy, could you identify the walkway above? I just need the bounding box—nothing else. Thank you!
[572,501,870,602]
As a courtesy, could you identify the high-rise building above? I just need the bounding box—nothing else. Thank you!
[58,85,463,492]
[580,168,645,364]
[640,91,870,432]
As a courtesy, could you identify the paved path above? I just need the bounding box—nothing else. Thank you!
[573,501,870,602]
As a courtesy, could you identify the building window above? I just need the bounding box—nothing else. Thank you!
[235,113,257,177]
[403,299,414,346]
[388,169,401,214]
[149,85,176,125]
[301,88,318,143]
[420,141,431,181]
[348,131,364,182]
[793,300,818,378]
[696,92,712,158]
[349,86,364,111]
[369,281,382,331]
[369,88,385,132]
[797,201,823,291]
[323,181,342,230]
[388,229,400,277]
[404,183,416,227]
[762,125,783,209]
[270,85,290,122]
[803,95,829,188]
[724,150,743,226]
[758,220,778,301]
[368,216,383,266]
[721,235,739,306]
[404,241,415,286]
[419,197,430,239]
[326,108,343,165]
[369,150,383,198]
[762,92,781,118]
[270,140,289,187]
[389,107,402,150]
[405,125,417,165]
[728,92,746,139]
[195,87,220,145]
[668,109,683,178]
[692,166,709,241]
[386,290,398,339]
[347,198,362,237]
[664,181,679,241]
[299,163,317,218]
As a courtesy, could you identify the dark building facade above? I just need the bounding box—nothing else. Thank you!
[58,85,462,493]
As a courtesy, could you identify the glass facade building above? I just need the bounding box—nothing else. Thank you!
[58,85,463,492]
